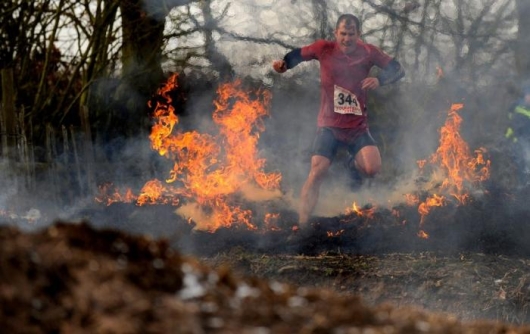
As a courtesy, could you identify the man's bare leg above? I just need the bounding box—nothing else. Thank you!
[350,145,381,177]
[298,155,331,225]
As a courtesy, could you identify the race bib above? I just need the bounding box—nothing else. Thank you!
[333,85,362,115]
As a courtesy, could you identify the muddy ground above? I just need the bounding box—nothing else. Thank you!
[3,185,530,333]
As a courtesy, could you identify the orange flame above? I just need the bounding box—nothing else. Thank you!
[95,183,137,205]
[417,230,429,239]
[417,193,446,226]
[428,103,490,203]
[327,229,345,237]
[137,180,180,206]
[346,202,375,219]
[264,213,281,231]
[412,103,490,234]
[149,74,180,156]
[96,74,282,232]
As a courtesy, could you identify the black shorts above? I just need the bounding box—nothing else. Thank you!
[311,127,377,162]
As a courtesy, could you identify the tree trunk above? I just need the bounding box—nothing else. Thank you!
[200,0,233,80]
[116,0,194,137]
[119,0,166,96]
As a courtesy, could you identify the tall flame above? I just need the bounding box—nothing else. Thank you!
[430,104,490,202]
[414,103,490,237]
[96,74,282,231]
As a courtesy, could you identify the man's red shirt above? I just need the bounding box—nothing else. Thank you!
[301,39,392,131]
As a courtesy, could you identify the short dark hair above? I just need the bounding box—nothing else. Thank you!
[336,14,361,31]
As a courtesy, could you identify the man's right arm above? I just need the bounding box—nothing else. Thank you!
[273,48,304,73]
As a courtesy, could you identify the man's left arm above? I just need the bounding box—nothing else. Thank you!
[377,59,405,86]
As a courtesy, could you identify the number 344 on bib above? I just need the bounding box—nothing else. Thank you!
[333,85,362,115]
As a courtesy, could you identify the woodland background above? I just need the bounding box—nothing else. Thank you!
[1,0,529,212]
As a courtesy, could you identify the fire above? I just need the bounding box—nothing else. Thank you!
[327,229,345,237]
[149,73,180,156]
[212,80,281,191]
[97,74,282,231]
[96,183,137,205]
[417,194,446,220]
[264,213,281,231]
[404,194,420,206]
[428,103,490,203]
[346,202,375,219]
[137,180,180,206]
[413,103,490,234]
[417,230,429,239]
[341,103,490,238]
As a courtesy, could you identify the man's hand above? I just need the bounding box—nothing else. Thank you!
[361,77,380,90]
[273,60,287,73]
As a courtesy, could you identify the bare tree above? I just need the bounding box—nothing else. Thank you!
[311,0,330,40]
[197,0,234,79]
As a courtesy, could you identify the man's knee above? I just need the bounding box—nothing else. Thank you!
[361,165,380,178]
[353,146,381,177]
[356,161,381,178]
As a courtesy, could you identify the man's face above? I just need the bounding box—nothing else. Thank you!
[334,21,360,54]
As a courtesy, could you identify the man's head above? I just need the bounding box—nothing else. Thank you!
[334,14,361,54]
[335,14,361,31]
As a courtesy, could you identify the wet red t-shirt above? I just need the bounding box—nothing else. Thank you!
[301,39,392,131]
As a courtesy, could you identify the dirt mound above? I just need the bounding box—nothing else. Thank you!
[1,221,529,333]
